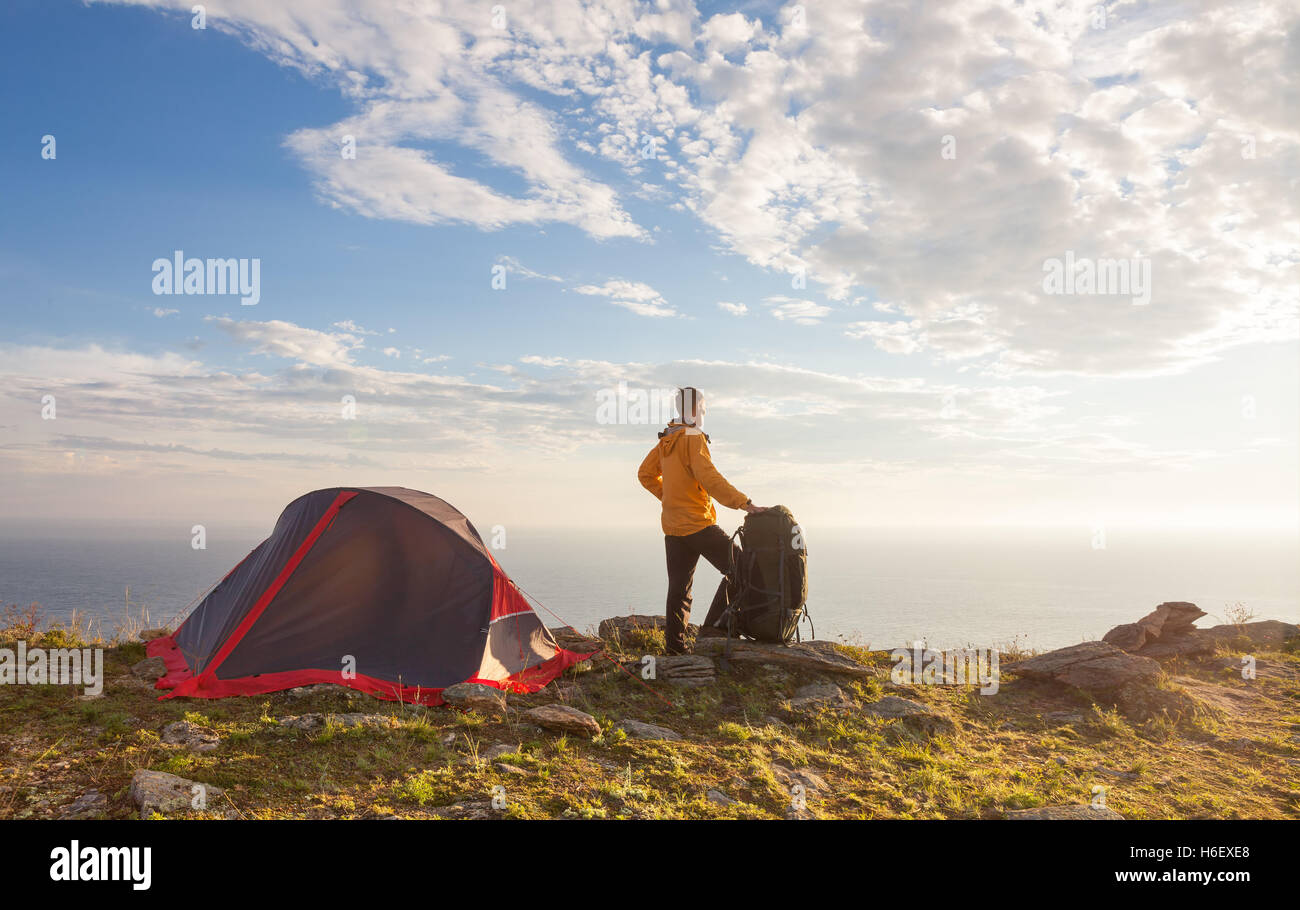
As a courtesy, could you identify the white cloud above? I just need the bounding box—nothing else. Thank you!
[766,296,830,325]
[207,316,363,367]
[574,279,679,318]
[152,307,178,318]
[717,301,748,316]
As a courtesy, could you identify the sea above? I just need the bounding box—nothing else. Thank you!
[0,523,1295,651]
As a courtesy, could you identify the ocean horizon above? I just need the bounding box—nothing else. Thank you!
[3,522,1295,652]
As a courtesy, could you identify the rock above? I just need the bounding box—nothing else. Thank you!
[784,804,816,819]
[1008,641,1161,691]
[60,789,107,820]
[1005,805,1123,820]
[1094,766,1138,781]
[693,636,875,678]
[706,789,736,806]
[523,704,601,738]
[160,720,219,753]
[787,681,852,710]
[442,682,507,716]
[616,719,682,741]
[1101,602,1299,660]
[1043,711,1086,724]
[549,625,604,653]
[1206,655,1300,682]
[1103,601,1206,652]
[863,696,953,733]
[657,655,715,687]
[129,770,225,820]
[481,743,519,761]
[277,713,398,731]
[131,656,167,680]
[138,628,170,642]
[771,763,827,794]
[1169,676,1258,714]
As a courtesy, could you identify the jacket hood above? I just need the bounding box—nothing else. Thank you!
[657,421,709,450]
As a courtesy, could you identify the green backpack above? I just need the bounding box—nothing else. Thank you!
[723,505,811,644]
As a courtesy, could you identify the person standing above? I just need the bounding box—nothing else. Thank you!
[637,387,767,655]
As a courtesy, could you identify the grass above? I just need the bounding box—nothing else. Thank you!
[1,604,1298,819]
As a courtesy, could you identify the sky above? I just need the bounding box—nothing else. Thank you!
[0,0,1297,537]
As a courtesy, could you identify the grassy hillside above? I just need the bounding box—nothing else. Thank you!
[1,611,1298,819]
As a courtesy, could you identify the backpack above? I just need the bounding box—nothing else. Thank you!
[723,505,811,644]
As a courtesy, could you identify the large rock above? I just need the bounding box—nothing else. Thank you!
[160,720,219,753]
[1008,641,1161,691]
[693,637,875,678]
[523,704,601,738]
[129,770,225,819]
[137,628,170,642]
[616,719,682,741]
[1005,805,1123,820]
[1136,620,1300,659]
[442,682,507,716]
[131,656,167,680]
[1103,601,1205,652]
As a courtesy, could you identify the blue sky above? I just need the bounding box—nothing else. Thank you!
[1,0,1297,534]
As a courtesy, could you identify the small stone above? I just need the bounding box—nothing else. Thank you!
[138,628,170,641]
[129,770,225,820]
[1044,711,1085,724]
[615,719,682,741]
[442,682,507,716]
[706,789,736,806]
[277,713,397,731]
[482,743,519,761]
[787,681,852,710]
[161,720,219,753]
[131,656,167,680]
[60,789,108,819]
[523,704,601,738]
[771,764,827,794]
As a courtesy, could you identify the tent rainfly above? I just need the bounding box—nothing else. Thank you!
[149,487,590,705]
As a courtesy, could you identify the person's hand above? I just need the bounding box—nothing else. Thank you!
[744,503,769,515]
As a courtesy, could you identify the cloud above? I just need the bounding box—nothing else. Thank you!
[92,0,1300,381]
[717,301,748,316]
[574,279,679,318]
[766,296,830,325]
[152,307,178,318]
[207,316,363,367]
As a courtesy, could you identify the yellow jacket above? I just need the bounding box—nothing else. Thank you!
[638,423,750,535]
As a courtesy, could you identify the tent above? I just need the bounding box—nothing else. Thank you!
[148,487,591,705]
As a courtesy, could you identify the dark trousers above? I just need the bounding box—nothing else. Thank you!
[664,524,742,654]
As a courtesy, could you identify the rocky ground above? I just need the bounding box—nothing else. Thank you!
[1,604,1298,820]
